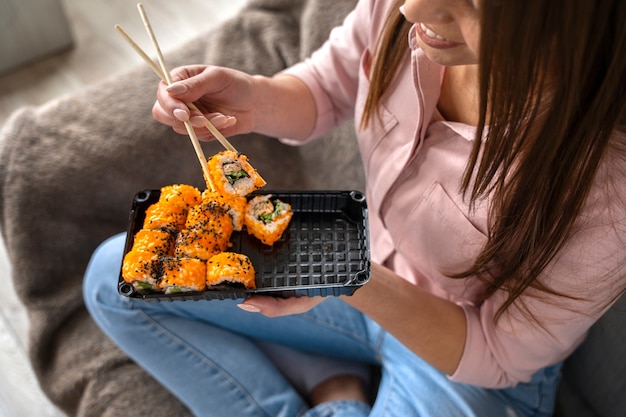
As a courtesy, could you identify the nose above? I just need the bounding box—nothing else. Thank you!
[403,0,454,24]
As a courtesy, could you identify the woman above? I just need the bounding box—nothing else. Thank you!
[84,0,626,415]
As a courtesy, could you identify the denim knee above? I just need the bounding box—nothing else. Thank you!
[82,233,128,322]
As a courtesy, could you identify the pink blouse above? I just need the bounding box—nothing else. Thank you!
[281,0,626,388]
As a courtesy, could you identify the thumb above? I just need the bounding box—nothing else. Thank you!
[166,82,190,96]
[165,65,214,102]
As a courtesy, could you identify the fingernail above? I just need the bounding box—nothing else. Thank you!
[208,115,228,128]
[190,115,209,127]
[167,83,188,95]
[237,303,261,313]
[173,108,189,122]
[224,116,237,127]
[399,5,406,16]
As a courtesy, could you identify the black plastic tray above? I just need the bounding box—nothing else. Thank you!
[118,190,370,301]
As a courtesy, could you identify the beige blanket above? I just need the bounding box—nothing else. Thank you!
[0,1,360,415]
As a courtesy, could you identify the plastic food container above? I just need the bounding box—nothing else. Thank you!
[118,190,370,301]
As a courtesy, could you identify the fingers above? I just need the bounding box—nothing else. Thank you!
[152,64,251,140]
[237,295,325,317]
[166,65,232,103]
[154,78,192,123]
[205,114,238,130]
[173,108,190,122]
[168,64,206,81]
[152,101,238,141]
[153,66,212,125]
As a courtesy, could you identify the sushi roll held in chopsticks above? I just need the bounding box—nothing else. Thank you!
[208,150,266,197]
[206,252,256,289]
[244,195,293,246]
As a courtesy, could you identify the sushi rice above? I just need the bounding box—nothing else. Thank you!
[207,150,266,197]
[244,194,293,246]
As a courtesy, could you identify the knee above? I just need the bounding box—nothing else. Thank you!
[83,233,128,318]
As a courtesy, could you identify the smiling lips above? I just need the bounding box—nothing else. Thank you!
[420,23,445,40]
[417,22,462,49]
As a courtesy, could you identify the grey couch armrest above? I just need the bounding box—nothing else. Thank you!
[555,292,626,417]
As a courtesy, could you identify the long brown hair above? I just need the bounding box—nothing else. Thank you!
[363,0,626,321]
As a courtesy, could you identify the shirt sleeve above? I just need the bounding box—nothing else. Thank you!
[450,185,626,387]
[278,0,377,145]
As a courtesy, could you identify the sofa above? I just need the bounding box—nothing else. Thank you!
[0,1,623,416]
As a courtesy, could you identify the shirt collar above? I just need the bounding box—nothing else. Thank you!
[408,24,419,51]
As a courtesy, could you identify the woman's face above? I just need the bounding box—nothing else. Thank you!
[402,0,481,66]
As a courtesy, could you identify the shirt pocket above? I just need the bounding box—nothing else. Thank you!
[393,182,487,293]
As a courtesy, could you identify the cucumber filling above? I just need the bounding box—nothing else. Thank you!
[136,281,153,290]
[258,200,287,224]
[223,162,250,185]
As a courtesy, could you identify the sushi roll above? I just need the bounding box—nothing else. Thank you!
[207,150,266,197]
[159,184,202,208]
[206,252,256,289]
[158,257,207,294]
[142,201,187,233]
[244,195,293,246]
[202,190,247,231]
[175,227,231,261]
[121,250,161,292]
[185,200,234,236]
[131,229,175,257]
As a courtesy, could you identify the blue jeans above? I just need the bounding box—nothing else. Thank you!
[83,233,562,417]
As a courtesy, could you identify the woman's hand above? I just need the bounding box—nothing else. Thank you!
[152,64,317,142]
[237,295,326,317]
[152,64,258,141]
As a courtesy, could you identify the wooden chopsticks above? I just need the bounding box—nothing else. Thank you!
[115,3,240,190]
